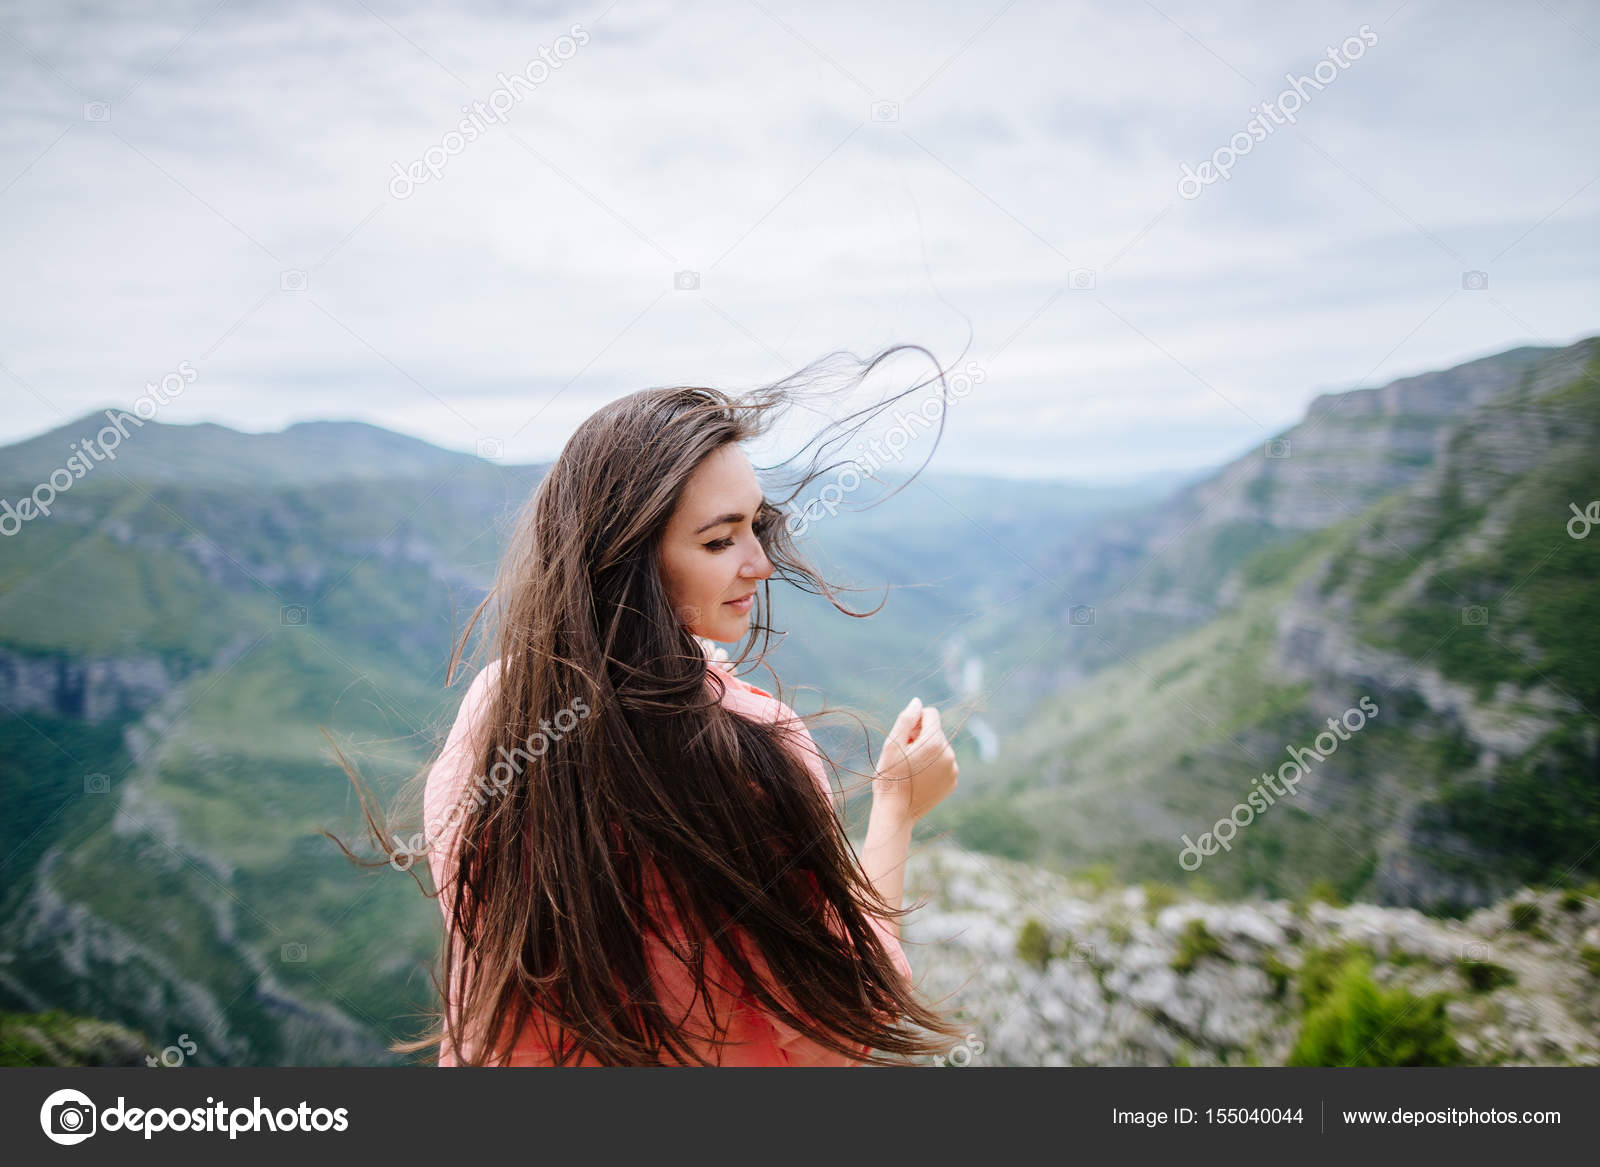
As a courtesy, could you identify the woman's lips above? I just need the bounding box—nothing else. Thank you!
[724,594,753,613]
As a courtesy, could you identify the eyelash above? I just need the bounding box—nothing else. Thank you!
[705,511,775,551]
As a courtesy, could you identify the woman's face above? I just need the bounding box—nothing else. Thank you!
[659,443,774,644]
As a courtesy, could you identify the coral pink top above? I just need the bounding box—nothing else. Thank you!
[421,659,912,1066]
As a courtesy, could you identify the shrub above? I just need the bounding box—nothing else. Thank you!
[1580,946,1600,977]
[1288,957,1462,1066]
[1142,881,1180,918]
[1016,917,1051,970]
[1171,919,1228,974]
[1262,953,1292,999]
[1304,878,1346,908]
[1456,959,1517,993]
[1297,943,1374,1010]
[1508,903,1542,932]
[1074,863,1115,897]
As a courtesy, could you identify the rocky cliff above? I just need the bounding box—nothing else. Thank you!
[903,845,1600,1066]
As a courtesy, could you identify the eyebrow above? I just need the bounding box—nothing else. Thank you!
[693,496,766,535]
[694,513,744,534]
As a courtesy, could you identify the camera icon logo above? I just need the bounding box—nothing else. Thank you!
[280,604,308,626]
[871,101,900,122]
[84,772,111,795]
[280,269,308,292]
[281,942,308,962]
[1461,270,1488,291]
[1068,267,1096,290]
[477,436,504,460]
[83,102,111,122]
[674,270,700,291]
[40,1088,97,1145]
[1069,604,1096,626]
[1265,438,1292,459]
[1461,605,1489,626]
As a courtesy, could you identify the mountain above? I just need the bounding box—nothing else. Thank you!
[2,336,1594,1065]
[0,414,507,489]
[0,413,1140,1064]
[939,336,1600,912]
[958,342,1565,713]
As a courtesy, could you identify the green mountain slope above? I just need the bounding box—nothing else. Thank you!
[937,339,1600,912]
[0,414,1138,1064]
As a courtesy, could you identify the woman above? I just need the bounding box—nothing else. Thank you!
[339,347,969,1066]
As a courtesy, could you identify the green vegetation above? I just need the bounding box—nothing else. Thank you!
[0,1009,149,1067]
[1508,903,1543,933]
[1427,725,1600,888]
[1141,881,1180,919]
[1016,918,1052,969]
[1261,953,1292,999]
[1456,959,1517,993]
[1171,919,1228,974]
[1302,879,1346,909]
[1288,950,1462,1067]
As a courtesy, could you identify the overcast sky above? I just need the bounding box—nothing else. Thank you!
[1,0,1596,482]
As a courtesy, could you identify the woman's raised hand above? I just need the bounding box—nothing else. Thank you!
[872,697,958,823]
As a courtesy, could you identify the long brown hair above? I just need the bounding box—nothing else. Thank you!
[328,344,972,1065]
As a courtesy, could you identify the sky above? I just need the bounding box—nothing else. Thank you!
[1,0,1596,483]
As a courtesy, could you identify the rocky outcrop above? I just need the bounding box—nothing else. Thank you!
[902,844,1600,1067]
[0,646,190,722]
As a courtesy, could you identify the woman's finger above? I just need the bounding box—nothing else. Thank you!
[893,697,923,744]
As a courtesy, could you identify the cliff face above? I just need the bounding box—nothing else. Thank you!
[903,845,1600,1067]
[980,342,1564,706]
[0,646,191,722]
[1274,339,1600,907]
[940,337,1600,914]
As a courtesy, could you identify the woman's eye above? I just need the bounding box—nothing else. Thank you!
[704,537,735,551]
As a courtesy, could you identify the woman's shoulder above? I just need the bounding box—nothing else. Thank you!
[456,658,506,716]
[425,662,504,793]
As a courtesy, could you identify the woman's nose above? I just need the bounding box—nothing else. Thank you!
[742,545,773,579]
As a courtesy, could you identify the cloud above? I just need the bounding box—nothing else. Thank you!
[0,0,1595,482]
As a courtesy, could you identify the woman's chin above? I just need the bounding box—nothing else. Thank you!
[709,620,747,643]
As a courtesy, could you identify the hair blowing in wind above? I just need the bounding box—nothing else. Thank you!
[326,343,974,1066]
